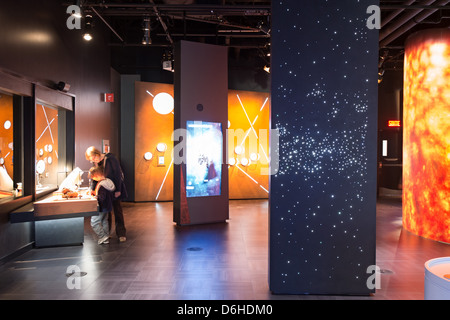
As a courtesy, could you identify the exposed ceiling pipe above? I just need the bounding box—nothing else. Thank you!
[149,0,174,45]
[380,0,450,48]
[379,0,437,42]
[381,0,416,28]
[168,14,267,33]
[86,3,270,14]
[90,7,125,43]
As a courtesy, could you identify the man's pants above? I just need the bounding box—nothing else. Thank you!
[108,199,126,237]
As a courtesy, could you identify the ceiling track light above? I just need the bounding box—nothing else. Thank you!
[83,14,93,41]
[142,17,152,45]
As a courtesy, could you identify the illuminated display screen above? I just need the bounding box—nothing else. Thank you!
[186,121,223,198]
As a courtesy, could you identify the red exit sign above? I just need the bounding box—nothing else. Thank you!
[104,93,114,102]
[388,120,401,127]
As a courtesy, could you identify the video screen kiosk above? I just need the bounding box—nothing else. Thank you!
[174,119,228,225]
[173,40,229,226]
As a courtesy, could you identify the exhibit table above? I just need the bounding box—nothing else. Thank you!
[10,194,98,247]
[424,257,450,300]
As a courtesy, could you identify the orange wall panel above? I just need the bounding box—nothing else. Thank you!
[135,82,174,201]
[228,90,270,199]
[134,82,270,201]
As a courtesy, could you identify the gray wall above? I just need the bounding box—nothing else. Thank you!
[120,74,141,202]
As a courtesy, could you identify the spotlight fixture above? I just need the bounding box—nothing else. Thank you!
[56,81,70,92]
[83,14,93,41]
[162,49,174,72]
[264,65,270,73]
[142,17,151,45]
[83,32,92,41]
[378,69,385,84]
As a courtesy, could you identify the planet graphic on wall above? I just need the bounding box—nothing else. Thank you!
[152,92,174,115]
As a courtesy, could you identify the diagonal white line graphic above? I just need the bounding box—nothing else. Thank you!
[259,143,269,163]
[237,95,269,151]
[155,157,173,200]
[260,97,269,112]
[237,94,258,139]
[235,164,269,194]
[35,118,55,143]
[41,105,55,144]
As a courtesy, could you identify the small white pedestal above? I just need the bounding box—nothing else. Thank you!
[424,257,450,300]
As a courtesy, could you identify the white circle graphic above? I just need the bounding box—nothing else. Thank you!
[4,120,11,130]
[152,92,174,115]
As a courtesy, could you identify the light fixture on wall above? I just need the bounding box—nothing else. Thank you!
[156,143,167,153]
[144,152,153,161]
[250,153,260,162]
[83,14,93,41]
[3,120,11,130]
[234,145,244,155]
[240,157,250,167]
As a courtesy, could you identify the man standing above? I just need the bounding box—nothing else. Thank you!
[85,146,127,242]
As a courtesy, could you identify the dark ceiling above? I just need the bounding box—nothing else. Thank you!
[74,0,450,72]
[78,0,271,49]
[379,0,450,71]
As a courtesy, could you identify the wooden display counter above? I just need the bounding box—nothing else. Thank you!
[10,193,98,247]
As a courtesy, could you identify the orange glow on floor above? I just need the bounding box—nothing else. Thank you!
[403,29,450,243]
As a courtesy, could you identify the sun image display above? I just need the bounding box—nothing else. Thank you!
[186,121,223,198]
[403,30,450,243]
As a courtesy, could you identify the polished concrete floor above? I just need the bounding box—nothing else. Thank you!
[0,196,449,300]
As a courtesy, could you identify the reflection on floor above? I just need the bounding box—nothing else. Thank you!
[0,198,449,300]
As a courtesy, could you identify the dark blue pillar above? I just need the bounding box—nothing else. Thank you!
[269,0,379,295]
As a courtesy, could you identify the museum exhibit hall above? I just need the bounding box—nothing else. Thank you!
[0,0,449,302]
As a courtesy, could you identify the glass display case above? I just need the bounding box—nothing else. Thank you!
[34,96,75,197]
[0,91,15,202]
[35,103,59,194]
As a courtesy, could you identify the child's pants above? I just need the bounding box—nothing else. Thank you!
[91,211,109,239]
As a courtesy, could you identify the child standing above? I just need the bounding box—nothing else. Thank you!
[89,166,115,244]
